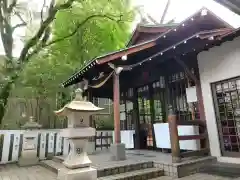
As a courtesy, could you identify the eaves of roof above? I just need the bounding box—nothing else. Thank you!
[61,7,234,87]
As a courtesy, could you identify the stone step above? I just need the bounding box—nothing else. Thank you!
[41,159,155,178]
[97,161,154,177]
[52,156,64,163]
[149,177,174,180]
[200,162,240,178]
[98,167,164,180]
[40,160,65,173]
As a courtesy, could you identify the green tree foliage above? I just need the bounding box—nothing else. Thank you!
[3,0,134,128]
[0,0,77,125]
[51,0,134,70]
[18,0,134,97]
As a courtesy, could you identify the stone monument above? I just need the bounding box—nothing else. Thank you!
[18,116,42,166]
[54,88,104,180]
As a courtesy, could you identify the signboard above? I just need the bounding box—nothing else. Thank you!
[186,86,197,103]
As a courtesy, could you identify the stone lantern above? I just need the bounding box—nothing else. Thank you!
[18,116,42,166]
[55,88,103,180]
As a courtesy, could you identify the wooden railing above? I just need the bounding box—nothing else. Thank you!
[168,108,209,163]
[95,131,113,150]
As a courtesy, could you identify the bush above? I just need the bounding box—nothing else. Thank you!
[95,114,114,130]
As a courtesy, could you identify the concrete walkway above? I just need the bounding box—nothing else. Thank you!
[0,164,56,180]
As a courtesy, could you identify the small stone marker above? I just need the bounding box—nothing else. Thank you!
[18,116,42,166]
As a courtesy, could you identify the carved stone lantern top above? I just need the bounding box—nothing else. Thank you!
[54,88,104,116]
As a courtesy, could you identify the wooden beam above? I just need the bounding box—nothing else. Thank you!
[174,57,198,83]
[177,120,206,126]
[133,88,140,149]
[138,26,172,33]
[180,148,210,158]
[98,41,156,65]
[179,134,207,141]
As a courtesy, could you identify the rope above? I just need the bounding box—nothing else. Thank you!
[88,71,114,89]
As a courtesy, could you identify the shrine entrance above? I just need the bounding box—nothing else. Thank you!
[131,57,201,150]
[137,85,153,149]
[212,77,240,157]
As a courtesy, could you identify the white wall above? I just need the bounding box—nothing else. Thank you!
[197,36,240,162]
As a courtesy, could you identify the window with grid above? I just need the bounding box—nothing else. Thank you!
[152,76,166,123]
[214,78,240,155]
[137,85,153,147]
[168,70,199,121]
[120,93,126,130]
[120,89,134,130]
[126,88,134,130]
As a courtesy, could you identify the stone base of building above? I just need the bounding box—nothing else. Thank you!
[57,167,97,180]
[110,143,126,161]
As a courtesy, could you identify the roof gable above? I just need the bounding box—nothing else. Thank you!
[127,23,178,46]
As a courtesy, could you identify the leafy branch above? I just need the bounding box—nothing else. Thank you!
[48,14,122,45]
[28,13,124,59]
[18,0,75,63]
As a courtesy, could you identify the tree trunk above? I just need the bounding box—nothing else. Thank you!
[160,0,171,24]
[0,80,13,126]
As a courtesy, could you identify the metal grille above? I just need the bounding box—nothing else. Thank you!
[168,70,199,121]
[120,97,126,130]
[137,85,153,147]
[120,88,134,130]
[126,100,134,130]
[213,77,240,156]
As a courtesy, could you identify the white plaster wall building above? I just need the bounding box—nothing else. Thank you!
[198,33,240,163]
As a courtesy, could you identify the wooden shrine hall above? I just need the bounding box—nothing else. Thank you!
[61,8,238,162]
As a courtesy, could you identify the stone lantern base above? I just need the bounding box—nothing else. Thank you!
[110,143,126,161]
[58,167,97,180]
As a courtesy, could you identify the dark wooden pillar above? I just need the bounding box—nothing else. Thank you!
[113,72,121,144]
[168,105,181,163]
[149,84,157,148]
[133,88,140,149]
[196,81,206,121]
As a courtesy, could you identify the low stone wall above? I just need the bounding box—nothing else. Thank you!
[154,156,217,178]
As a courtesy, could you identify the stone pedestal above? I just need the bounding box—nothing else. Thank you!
[110,143,126,161]
[58,167,97,180]
[58,126,98,179]
[18,116,41,167]
[18,131,39,166]
[63,138,91,169]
